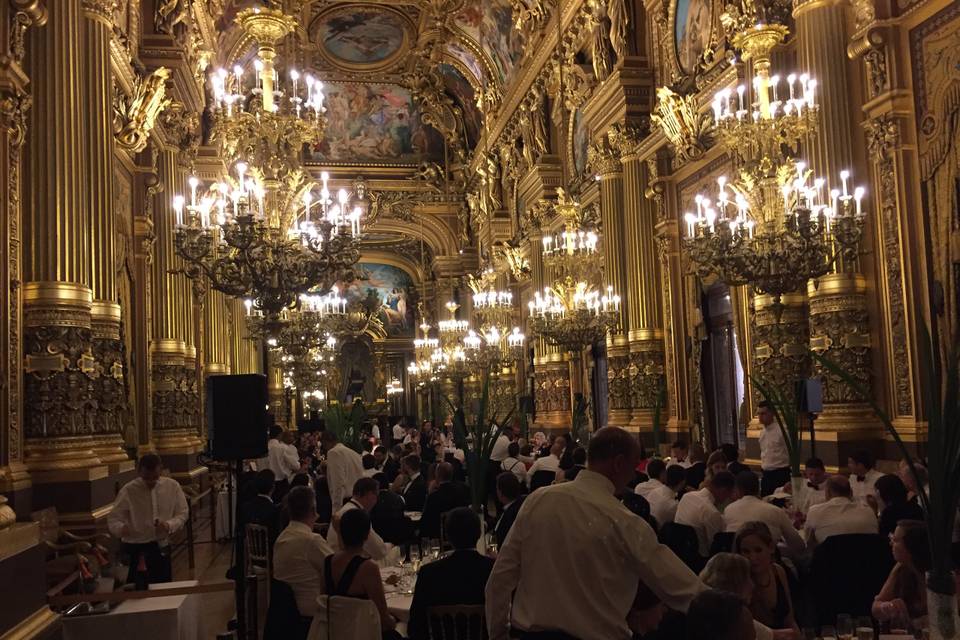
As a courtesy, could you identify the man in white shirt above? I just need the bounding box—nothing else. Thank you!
[637,462,686,527]
[321,430,365,511]
[500,442,527,485]
[848,449,883,507]
[725,471,805,557]
[757,401,791,497]
[785,457,828,514]
[391,420,405,444]
[489,429,511,464]
[326,477,393,562]
[485,427,704,640]
[265,425,300,489]
[273,486,333,617]
[108,454,189,585]
[675,471,736,557]
[804,475,878,548]
[526,440,561,489]
[671,440,692,469]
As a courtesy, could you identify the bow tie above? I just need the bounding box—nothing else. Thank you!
[856,475,866,482]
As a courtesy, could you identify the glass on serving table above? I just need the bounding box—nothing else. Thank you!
[855,617,874,640]
[837,614,854,640]
[821,625,838,640]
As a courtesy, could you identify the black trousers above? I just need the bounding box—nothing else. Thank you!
[761,467,792,497]
[122,541,172,586]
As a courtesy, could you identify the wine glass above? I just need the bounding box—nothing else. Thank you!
[855,617,874,640]
[821,625,838,640]
[838,614,854,640]
[410,546,421,575]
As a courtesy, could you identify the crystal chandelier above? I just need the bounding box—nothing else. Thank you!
[468,267,516,334]
[173,165,362,333]
[528,189,620,352]
[386,378,403,397]
[677,19,866,305]
[209,5,326,182]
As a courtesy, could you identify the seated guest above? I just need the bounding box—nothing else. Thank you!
[685,443,708,489]
[556,432,575,471]
[420,462,471,539]
[722,443,750,477]
[635,458,669,499]
[382,445,402,483]
[361,454,379,478]
[899,460,929,506]
[676,470,736,557]
[485,427,703,640]
[701,451,729,488]
[372,446,387,470]
[399,454,427,511]
[527,440,562,489]
[849,449,883,507]
[500,442,527,485]
[320,508,400,639]
[273,486,333,617]
[494,472,525,546]
[699,553,794,640]
[408,508,495,640]
[108,454,189,585]
[735,522,800,636]
[636,459,682,526]
[327,478,392,562]
[804,475,878,548]
[238,469,281,546]
[563,446,588,481]
[671,440,691,468]
[875,474,925,538]
[873,519,930,629]
[783,457,828,513]
[444,451,467,483]
[725,472,805,558]
[687,589,758,640]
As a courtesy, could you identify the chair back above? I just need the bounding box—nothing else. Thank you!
[709,531,736,555]
[529,470,555,492]
[658,522,705,573]
[811,533,894,625]
[427,604,487,640]
[307,595,380,640]
[245,523,271,578]
[263,579,310,640]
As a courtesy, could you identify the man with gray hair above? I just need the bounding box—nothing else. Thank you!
[485,427,704,640]
[803,474,878,548]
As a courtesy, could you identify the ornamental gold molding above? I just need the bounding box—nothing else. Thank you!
[159,102,200,168]
[650,86,714,164]
[586,135,622,176]
[8,1,47,65]
[155,0,189,38]
[113,67,172,153]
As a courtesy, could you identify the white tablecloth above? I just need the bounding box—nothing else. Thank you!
[381,568,414,623]
[216,490,237,539]
[62,580,200,640]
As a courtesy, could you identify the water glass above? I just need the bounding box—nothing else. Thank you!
[821,625,838,640]
[855,617,874,640]
[838,614,854,640]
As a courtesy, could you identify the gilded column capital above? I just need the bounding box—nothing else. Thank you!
[864,115,900,161]
[114,68,173,154]
[159,102,200,169]
[80,0,117,24]
[608,121,650,161]
[587,136,622,178]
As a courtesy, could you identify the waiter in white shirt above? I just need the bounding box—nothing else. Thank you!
[108,454,188,585]
[263,425,300,496]
[391,420,405,445]
[526,441,562,488]
[804,475,878,548]
[675,471,736,557]
[848,449,883,507]
[486,427,704,640]
[321,430,365,510]
[757,400,791,497]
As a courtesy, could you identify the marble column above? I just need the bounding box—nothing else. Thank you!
[588,136,631,429]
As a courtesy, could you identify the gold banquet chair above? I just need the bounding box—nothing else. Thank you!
[427,604,487,640]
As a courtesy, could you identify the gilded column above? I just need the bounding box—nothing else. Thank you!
[588,136,631,429]
[132,162,159,454]
[150,148,202,469]
[83,0,128,467]
[611,125,667,443]
[794,0,878,448]
[204,292,231,377]
[21,0,102,476]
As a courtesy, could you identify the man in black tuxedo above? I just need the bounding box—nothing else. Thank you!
[420,462,471,539]
[400,454,428,512]
[494,472,525,546]
[408,507,495,640]
[238,469,281,545]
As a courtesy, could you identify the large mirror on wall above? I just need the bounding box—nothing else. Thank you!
[700,282,746,448]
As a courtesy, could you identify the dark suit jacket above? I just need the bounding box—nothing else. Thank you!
[419,481,471,539]
[494,496,525,546]
[382,457,400,483]
[238,495,281,545]
[402,474,428,512]
[407,550,495,640]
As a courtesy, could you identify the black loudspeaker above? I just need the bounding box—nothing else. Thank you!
[206,374,269,461]
[518,395,534,414]
[797,378,824,413]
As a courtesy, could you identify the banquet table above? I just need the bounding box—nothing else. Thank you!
[61,580,200,640]
[381,567,415,623]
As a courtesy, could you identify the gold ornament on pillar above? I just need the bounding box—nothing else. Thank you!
[113,67,172,153]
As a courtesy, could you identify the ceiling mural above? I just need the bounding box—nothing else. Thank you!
[439,63,482,148]
[306,82,445,164]
[446,40,486,83]
[314,5,411,69]
[455,0,524,86]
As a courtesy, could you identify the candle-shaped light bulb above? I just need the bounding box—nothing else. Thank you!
[771,75,780,102]
[736,85,745,112]
[840,170,850,197]
[236,162,247,191]
[337,188,348,206]
[853,187,865,215]
[787,73,797,100]
[172,195,185,226]
[244,299,253,315]
[188,176,199,205]
[807,79,817,104]
[303,190,313,221]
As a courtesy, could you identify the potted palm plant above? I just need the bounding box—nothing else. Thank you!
[321,399,368,453]
[814,325,959,639]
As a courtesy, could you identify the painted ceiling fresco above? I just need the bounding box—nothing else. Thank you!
[455,0,524,87]
[315,7,409,65]
[341,262,417,338]
[439,63,481,148]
